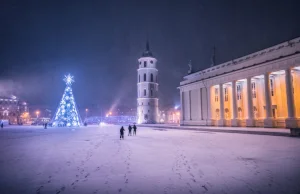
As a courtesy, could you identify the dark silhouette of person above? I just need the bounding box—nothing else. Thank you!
[128,125,132,136]
[133,124,137,136]
[120,126,125,140]
[44,123,47,129]
[1,123,3,129]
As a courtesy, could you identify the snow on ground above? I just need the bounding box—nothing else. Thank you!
[0,125,300,194]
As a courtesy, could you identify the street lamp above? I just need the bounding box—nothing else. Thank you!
[85,109,88,119]
[36,111,40,119]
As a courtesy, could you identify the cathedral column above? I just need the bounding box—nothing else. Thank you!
[180,91,184,124]
[199,88,202,120]
[231,80,238,126]
[246,77,255,126]
[218,83,225,126]
[206,86,212,126]
[263,72,273,127]
[285,68,298,128]
[189,90,192,120]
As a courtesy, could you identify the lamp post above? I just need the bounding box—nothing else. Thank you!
[85,109,88,119]
[36,111,40,119]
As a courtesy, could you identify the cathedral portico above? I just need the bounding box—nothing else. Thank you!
[179,37,300,129]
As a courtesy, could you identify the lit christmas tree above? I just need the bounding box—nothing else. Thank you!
[52,74,82,127]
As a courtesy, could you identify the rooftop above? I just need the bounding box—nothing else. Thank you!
[180,36,300,86]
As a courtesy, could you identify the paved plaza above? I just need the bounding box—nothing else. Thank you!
[0,125,300,194]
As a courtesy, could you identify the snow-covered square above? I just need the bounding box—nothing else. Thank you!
[0,125,300,194]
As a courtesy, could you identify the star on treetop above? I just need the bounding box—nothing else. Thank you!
[63,74,74,85]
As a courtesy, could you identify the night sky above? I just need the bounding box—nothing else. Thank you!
[1,0,300,115]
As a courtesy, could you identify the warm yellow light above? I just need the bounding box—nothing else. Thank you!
[36,111,39,114]
[109,112,112,115]
[85,108,88,112]
[176,112,180,116]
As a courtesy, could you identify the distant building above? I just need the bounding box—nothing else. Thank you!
[166,108,180,124]
[137,41,159,124]
[0,95,29,124]
[179,37,300,128]
[158,108,180,124]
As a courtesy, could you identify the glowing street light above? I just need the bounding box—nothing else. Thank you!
[85,108,88,119]
[36,111,40,119]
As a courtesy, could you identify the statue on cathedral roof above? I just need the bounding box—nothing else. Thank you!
[188,60,193,74]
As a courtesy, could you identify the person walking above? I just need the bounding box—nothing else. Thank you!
[1,122,3,129]
[44,122,48,129]
[133,124,137,136]
[120,126,125,140]
[128,125,132,136]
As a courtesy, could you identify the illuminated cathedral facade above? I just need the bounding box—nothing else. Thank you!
[179,37,300,128]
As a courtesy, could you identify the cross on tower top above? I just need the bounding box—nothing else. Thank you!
[142,40,153,57]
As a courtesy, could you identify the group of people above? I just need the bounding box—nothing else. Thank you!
[120,124,137,140]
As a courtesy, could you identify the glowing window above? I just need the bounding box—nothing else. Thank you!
[224,88,228,101]
[252,82,256,98]
[215,88,219,102]
[270,79,274,96]
[237,85,242,100]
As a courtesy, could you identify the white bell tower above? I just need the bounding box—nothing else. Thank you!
[137,41,159,124]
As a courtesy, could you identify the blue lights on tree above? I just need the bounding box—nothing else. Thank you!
[52,74,82,127]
